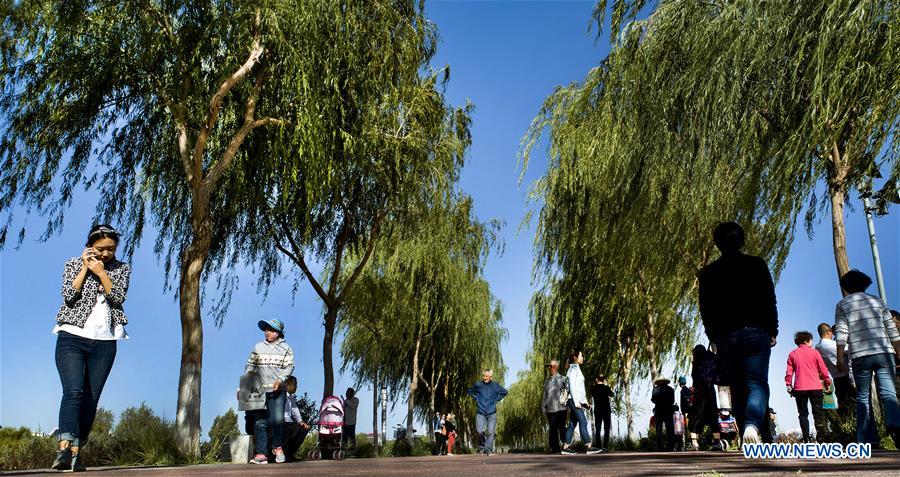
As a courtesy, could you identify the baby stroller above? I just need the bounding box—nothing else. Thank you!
[308,396,346,461]
[716,385,739,450]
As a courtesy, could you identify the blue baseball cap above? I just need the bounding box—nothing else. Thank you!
[678,376,687,385]
[258,319,285,337]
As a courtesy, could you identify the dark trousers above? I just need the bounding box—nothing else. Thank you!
[55,332,117,447]
[593,409,611,449]
[793,390,825,442]
[342,424,356,451]
[283,422,308,461]
[715,327,771,433]
[833,375,856,417]
[432,431,447,455]
[546,410,567,452]
[654,412,675,451]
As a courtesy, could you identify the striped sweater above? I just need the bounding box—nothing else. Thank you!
[833,292,900,360]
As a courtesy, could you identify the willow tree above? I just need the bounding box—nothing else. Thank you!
[339,194,506,439]
[0,0,342,455]
[227,1,473,399]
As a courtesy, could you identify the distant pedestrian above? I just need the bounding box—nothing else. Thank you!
[51,225,131,473]
[816,323,855,416]
[541,360,568,454]
[468,369,508,455]
[785,331,831,442]
[561,351,601,455]
[699,222,778,444]
[677,376,691,449]
[687,345,722,451]
[445,413,458,455]
[590,375,613,451]
[834,270,900,446]
[245,319,295,464]
[651,377,676,452]
[342,388,359,452]
[281,376,310,462]
[432,411,445,455]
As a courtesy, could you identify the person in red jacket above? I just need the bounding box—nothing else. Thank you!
[785,331,832,443]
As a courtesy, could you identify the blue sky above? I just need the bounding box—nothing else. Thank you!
[2,0,898,440]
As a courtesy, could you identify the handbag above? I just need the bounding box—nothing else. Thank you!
[822,383,838,410]
[558,379,570,407]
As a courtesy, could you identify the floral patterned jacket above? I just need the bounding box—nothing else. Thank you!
[55,257,131,328]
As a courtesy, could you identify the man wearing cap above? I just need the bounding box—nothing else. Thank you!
[651,377,676,452]
[245,319,295,464]
[677,376,691,449]
[541,360,568,453]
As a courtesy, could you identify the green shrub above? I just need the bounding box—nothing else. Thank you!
[204,409,239,463]
[351,434,378,458]
[102,404,186,467]
[0,430,55,471]
[298,431,318,459]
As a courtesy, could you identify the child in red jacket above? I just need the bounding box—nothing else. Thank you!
[786,331,832,443]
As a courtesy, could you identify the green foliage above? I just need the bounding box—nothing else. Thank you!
[297,431,318,460]
[204,408,239,462]
[103,404,185,466]
[496,359,546,448]
[0,429,55,471]
[339,194,506,437]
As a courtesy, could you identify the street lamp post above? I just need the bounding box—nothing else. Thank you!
[861,185,888,306]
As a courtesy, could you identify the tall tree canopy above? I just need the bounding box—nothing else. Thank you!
[1,0,473,454]
[520,0,898,438]
[339,194,506,439]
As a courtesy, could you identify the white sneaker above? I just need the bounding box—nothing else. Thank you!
[742,425,761,444]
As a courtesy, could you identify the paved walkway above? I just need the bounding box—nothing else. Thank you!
[6,451,899,476]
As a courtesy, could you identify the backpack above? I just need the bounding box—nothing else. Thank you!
[558,376,570,406]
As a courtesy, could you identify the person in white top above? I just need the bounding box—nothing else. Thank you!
[561,351,601,455]
[51,225,131,473]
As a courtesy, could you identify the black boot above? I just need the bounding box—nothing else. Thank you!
[50,447,71,471]
[71,452,86,472]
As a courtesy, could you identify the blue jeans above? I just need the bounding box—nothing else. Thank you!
[715,327,771,433]
[475,412,497,453]
[565,399,591,445]
[852,353,900,443]
[55,331,117,447]
[248,391,286,455]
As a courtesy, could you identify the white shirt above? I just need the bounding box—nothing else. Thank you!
[815,338,848,378]
[566,364,587,408]
[53,293,128,340]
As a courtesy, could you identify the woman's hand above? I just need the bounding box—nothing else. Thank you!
[86,256,106,275]
[81,248,94,268]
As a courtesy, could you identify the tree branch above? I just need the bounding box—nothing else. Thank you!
[337,211,385,304]
[193,9,264,180]
[269,215,332,307]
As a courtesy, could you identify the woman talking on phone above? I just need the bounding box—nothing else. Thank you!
[50,225,131,472]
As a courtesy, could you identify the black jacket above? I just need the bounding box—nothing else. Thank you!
[651,383,675,415]
[698,252,778,342]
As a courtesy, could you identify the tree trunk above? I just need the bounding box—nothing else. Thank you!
[373,372,379,455]
[175,205,211,457]
[407,330,422,437]
[647,313,661,380]
[622,345,636,442]
[828,144,851,286]
[322,306,338,398]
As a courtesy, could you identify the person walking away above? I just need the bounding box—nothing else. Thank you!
[651,377,676,452]
[342,388,359,452]
[444,413,458,455]
[542,360,568,454]
[816,323,855,417]
[785,331,831,442]
[51,225,131,473]
[590,375,613,452]
[467,369,508,455]
[698,222,778,444]
[892,310,900,400]
[687,345,723,451]
[833,270,900,447]
[677,376,691,449]
[245,319,295,464]
[281,376,310,462]
[561,351,601,455]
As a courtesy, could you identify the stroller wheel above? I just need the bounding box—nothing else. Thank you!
[311,449,322,460]
[333,450,345,460]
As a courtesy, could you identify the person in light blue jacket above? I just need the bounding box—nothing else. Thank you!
[467,369,508,455]
[562,351,601,454]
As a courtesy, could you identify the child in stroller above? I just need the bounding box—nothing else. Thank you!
[307,396,346,461]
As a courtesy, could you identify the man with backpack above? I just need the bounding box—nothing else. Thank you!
[541,360,568,454]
